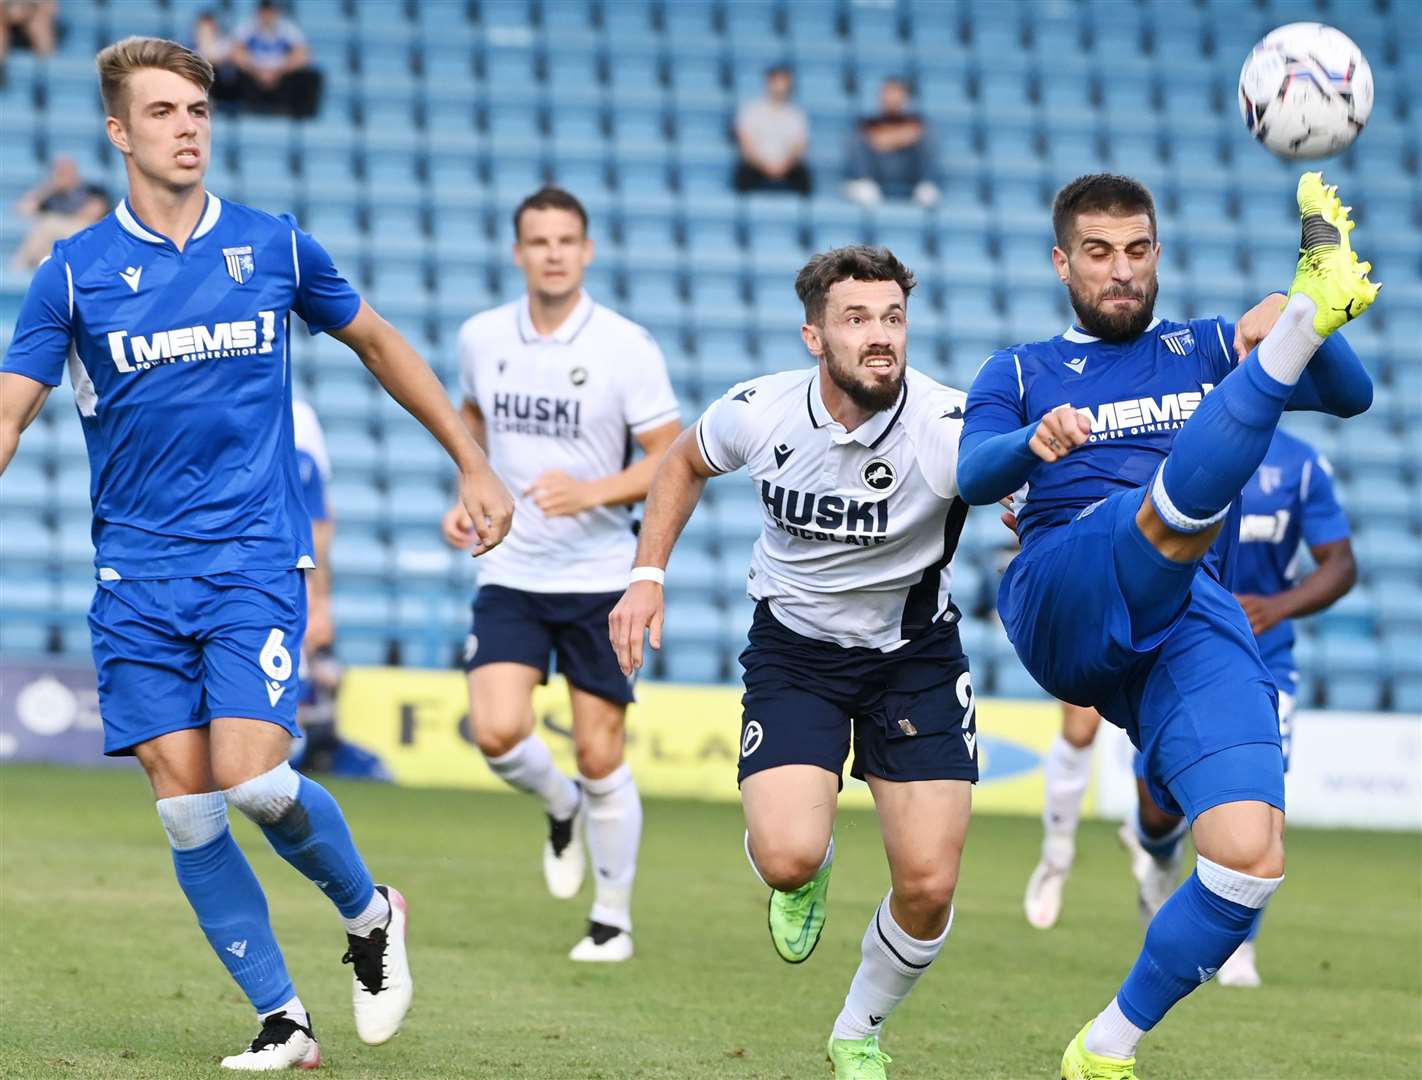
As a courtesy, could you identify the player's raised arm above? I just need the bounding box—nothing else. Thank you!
[607,424,719,676]
[328,301,513,554]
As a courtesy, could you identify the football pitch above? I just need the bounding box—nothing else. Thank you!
[1,764,1418,1079]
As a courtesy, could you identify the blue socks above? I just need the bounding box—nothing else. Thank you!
[157,793,295,1015]
[1116,858,1281,1032]
[226,762,377,920]
[1152,353,1294,533]
[1135,808,1188,861]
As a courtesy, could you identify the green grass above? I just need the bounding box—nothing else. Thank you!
[1,764,1419,1079]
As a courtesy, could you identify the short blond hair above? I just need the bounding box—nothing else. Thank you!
[96,36,213,120]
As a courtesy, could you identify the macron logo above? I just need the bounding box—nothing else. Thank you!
[119,266,143,292]
[227,940,248,959]
[963,731,977,757]
[1064,356,1087,374]
[266,681,286,707]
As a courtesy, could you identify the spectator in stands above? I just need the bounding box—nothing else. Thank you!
[733,64,812,196]
[10,155,110,272]
[189,9,242,107]
[0,0,58,76]
[844,77,940,208]
[231,0,322,119]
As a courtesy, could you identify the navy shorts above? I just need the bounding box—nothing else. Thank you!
[464,584,635,706]
[1000,487,1282,822]
[89,570,305,756]
[736,602,979,787]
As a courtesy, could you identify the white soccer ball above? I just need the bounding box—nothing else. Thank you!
[1237,22,1373,160]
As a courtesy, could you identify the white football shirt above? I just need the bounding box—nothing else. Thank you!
[696,366,970,650]
[458,291,679,593]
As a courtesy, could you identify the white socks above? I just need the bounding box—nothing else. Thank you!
[266,994,310,1030]
[342,887,391,938]
[1084,997,1145,1060]
[581,764,642,933]
[832,893,951,1041]
[1256,293,1323,385]
[1041,735,1093,868]
[485,735,580,820]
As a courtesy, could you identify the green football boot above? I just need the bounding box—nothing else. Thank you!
[1288,171,1380,337]
[826,1035,892,1079]
[767,861,831,963]
[1061,1022,1138,1080]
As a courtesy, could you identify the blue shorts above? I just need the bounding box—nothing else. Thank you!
[736,602,979,787]
[90,570,305,756]
[464,584,635,706]
[1000,488,1282,820]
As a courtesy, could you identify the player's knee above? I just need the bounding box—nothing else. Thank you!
[223,760,301,826]
[1206,829,1285,880]
[892,866,959,917]
[753,844,825,892]
[574,737,623,781]
[472,723,524,760]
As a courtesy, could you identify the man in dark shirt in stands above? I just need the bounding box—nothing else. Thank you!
[845,78,940,208]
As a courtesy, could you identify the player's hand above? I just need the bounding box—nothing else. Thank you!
[1029,404,1091,463]
[1233,293,1288,360]
[459,466,514,556]
[999,496,1019,536]
[441,503,476,549]
[525,469,595,518]
[1234,592,1290,636]
[608,581,664,676]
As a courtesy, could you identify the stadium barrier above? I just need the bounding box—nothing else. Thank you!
[3,659,1419,830]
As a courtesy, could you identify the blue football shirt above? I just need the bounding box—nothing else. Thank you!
[3,193,360,579]
[962,317,1241,583]
[1235,429,1350,688]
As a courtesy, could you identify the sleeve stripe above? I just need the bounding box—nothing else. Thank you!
[1215,319,1231,364]
[64,261,73,320]
[1300,458,1312,501]
[695,418,726,474]
[1013,353,1024,399]
[290,229,300,287]
[629,406,680,430]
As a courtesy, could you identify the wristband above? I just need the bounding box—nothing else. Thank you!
[630,566,666,586]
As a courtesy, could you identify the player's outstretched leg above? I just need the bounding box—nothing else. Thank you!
[1063,749,1284,1079]
[1150,172,1377,540]
[1026,705,1099,930]
[156,793,319,1070]
[569,763,642,961]
[225,761,412,1046]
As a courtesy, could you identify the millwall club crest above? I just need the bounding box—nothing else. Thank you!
[223,245,255,285]
[1161,328,1196,357]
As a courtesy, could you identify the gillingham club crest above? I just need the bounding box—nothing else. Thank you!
[223,245,256,285]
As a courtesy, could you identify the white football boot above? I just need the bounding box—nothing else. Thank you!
[220,1011,320,1071]
[1024,857,1072,930]
[1217,941,1263,987]
[1118,821,1185,927]
[568,920,634,962]
[345,885,413,1045]
[543,791,586,899]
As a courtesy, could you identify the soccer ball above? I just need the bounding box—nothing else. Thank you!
[1238,22,1373,160]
